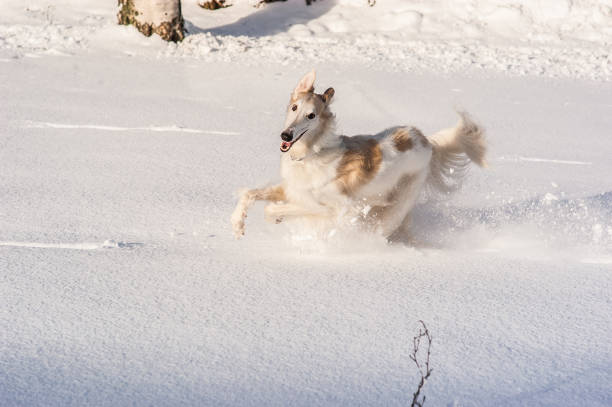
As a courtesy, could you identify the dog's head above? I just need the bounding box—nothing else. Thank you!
[280,70,335,153]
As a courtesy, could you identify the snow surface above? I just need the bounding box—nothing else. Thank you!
[1,1,611,406]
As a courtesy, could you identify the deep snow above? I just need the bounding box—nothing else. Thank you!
[1,1,611,406]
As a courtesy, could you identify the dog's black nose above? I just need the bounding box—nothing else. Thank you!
[281,131,293,142]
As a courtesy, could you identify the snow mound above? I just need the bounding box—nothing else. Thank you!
[1,0,611,80]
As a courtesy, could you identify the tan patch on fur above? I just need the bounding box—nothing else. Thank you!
[336,136,383,195]
[253,185,286,202]
[409,127,429,147]
[391,128,414,152]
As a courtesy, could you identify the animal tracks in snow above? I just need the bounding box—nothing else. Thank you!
[0,240,144,251]
[496,155,592,166]
[23,121,240,136]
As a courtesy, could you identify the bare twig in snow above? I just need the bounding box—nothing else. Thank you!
[410,320,433,407]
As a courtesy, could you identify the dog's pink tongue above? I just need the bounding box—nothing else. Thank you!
[280,141,292,152]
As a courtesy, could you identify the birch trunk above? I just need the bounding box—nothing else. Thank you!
[117,0,184,42]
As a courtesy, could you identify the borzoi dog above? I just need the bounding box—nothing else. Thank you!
[231,70,486,240]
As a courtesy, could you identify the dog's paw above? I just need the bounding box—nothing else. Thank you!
[231,208,247,239]
[264,204,284,224]
[232,219,245,238]
[232,219,245,239]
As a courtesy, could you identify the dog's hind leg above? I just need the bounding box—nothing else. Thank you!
[377,171,428,240]
[231,184,285,238]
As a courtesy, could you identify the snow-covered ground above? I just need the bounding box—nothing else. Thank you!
[1,1,611,406]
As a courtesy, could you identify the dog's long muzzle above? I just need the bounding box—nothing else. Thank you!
[280,129,307,153]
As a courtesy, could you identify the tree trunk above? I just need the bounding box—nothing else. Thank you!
[117,0,184,42]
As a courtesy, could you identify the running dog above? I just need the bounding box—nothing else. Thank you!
[231,70,486,240]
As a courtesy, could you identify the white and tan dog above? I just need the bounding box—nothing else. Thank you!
[231,70,486,240]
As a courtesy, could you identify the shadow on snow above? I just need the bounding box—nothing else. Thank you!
[186,0,336,38]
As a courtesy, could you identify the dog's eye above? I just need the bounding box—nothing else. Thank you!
[291,105,297,111]
[307,113,316,120]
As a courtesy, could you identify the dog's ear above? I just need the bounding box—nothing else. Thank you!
[322,87,335,104]
[293,70,316,98]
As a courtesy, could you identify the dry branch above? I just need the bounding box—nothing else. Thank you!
[410,320,433,407]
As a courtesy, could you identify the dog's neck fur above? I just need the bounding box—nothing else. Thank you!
[289,108,338,161]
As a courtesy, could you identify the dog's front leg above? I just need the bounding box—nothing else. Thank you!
[264,202,331,224]
[231,184,285,238]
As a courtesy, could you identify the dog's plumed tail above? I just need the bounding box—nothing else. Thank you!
[427,111,486,193]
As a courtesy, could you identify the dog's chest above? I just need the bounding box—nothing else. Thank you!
[281,154,341,201]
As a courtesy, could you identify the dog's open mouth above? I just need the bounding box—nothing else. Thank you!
[280,129,308,153]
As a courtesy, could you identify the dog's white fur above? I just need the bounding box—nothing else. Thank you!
[231,70,486,240]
